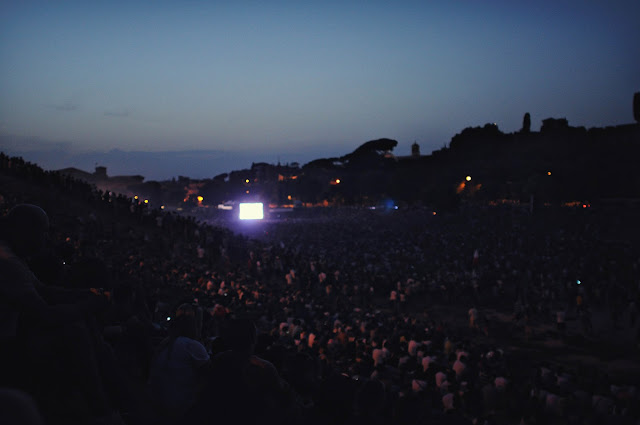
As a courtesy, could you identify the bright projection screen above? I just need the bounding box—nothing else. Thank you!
[238,203,264,220]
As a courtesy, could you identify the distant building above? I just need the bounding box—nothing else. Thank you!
[56,165,144,196]
[94,166,107,179]
[250,162,300,183]
[411,142,420,157]
[541,118,569,133]
[56,167,98,183]
[396,142,423,161]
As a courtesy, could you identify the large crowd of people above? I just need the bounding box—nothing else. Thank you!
[1,152,639,425]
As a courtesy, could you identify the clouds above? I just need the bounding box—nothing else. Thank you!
[42,101,133,119]
[104,110,130,118]
[45,101,78,111]
[43,102,132,118]
[2,1,638,161]
[0,131,73,154]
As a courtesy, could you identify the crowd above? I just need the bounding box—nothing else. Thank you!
[1,152,639,425]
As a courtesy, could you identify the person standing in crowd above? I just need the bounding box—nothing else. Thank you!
[468,306,478,329]
[188,318,294,425]
[556,309,566,333]
[148,303,209,424]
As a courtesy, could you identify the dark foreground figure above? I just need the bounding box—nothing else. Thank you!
[186,318,296,425]
[0,204,117,424]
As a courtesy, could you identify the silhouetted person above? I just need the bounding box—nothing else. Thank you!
[0,388,44,425]
[0,204,112,423]
[353,379,387,425]
[148,303,209,424]
[188,318,294,425]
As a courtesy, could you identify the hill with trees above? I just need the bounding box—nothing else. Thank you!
[6,95,639,210]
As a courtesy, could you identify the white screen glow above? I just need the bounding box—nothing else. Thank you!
[239,203,264,220]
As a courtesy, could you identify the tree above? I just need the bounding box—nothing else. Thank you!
[213,173,228,182]
[344,138,398,161]
[522,112,531,133]
[303,157,340,170]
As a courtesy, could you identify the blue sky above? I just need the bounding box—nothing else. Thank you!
[1,1,639,179]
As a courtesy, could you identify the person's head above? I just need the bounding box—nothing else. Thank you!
[355,378,386,414]
[1,204,49,257]
[168,303,198,340]
[222,318,257,353]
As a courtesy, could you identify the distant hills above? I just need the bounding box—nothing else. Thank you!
[0,143,304,181]
[3,102,639,209]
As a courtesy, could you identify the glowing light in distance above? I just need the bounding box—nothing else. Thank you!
[245,179,250,183]
[336,179,341,184]
[144,199,149,204]
[134,195,138,200]
[197,196,204,202]
[547,171,552,176]
[465,176,472,181]
[239,203,264,220]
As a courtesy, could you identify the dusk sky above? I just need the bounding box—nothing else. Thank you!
[1,1,638,180]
